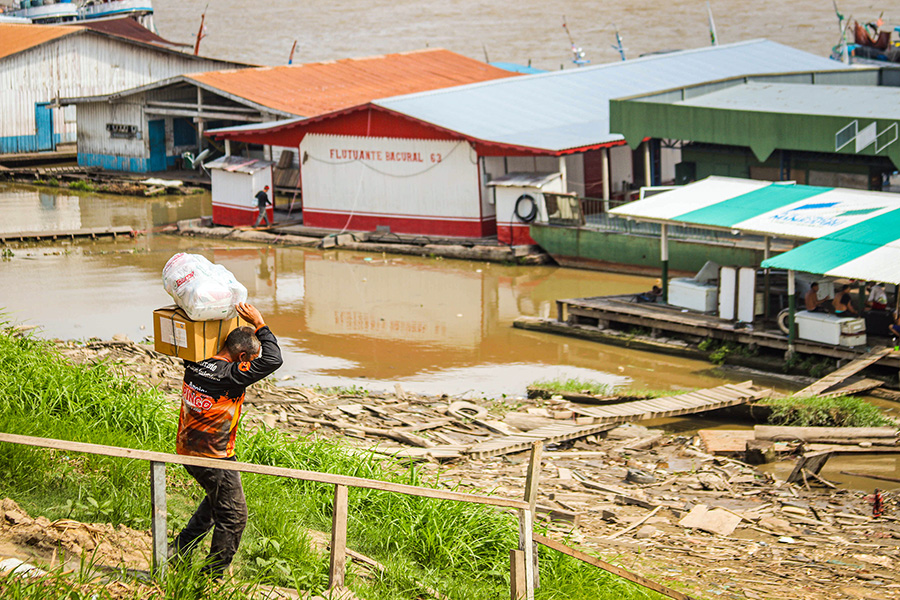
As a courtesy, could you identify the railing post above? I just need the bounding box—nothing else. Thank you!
[329,484,349,590]
[510,549,527,600]
[150,461,167,577]
[523,441,542,590]
[516,508,535,600]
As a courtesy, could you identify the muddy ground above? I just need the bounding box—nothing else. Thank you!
[3,337,899,600]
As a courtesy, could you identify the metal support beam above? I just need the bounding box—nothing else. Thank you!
[197,88,204,151]
[643,141,652,187]
[329,484,349,589]
[601,146,610,213]
[224,139,231,156]
[787,269,796,357]
[150,461,167,578]
[764,236,771,320]
[661,224,669,304]
[558,156,568,194]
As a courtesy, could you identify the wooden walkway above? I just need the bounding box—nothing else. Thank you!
[385,381,771,461]
[794,346,893,397]
[553,295,900,366]
[0,226,135,244]
[574,381,770,423]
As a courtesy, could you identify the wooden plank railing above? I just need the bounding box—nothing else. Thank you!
[0,432,534,600]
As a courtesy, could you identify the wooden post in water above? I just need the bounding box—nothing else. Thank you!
[523,441,543,590]
[149,461,167,577]
[329,484,349,589]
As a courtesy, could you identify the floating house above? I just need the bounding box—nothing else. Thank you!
[60,49,519,173]
[0,22,241,156]
[207,40,846,240]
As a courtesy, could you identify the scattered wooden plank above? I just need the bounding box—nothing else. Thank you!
[465,422,618,460]
[786,451,832,484]
[0,226,135,243]
[793,346,892,397]
[608,506,662,539]
[839,471,900,484]
[698,429,755,455]
[677,504,741,536]
[533,533,700,600]
[755,426,898,443]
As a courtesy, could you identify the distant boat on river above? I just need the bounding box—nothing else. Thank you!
[0,0,153,29]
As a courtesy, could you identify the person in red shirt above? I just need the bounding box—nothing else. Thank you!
[170,302,283,577]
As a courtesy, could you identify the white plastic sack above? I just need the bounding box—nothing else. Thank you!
[162,253,248,321]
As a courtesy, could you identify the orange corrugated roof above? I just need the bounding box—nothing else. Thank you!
[186,48,519,117]
[0,23,82,60]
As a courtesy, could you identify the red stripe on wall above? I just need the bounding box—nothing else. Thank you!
[497,223,536,245]
[213,205,273,227]
[304,210,497,237]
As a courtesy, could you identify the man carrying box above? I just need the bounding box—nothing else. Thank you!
[170,302,283,578]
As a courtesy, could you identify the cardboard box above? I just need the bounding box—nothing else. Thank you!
[153,305,248,362]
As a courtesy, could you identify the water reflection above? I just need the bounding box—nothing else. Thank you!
[0,183,751,396]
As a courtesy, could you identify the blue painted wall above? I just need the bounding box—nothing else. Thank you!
[79,153,150,172]
[0,133,62,155]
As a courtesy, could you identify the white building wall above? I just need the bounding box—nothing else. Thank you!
[300,134,483,234]
[0,31,233,154]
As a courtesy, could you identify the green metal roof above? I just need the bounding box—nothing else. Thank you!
[609,71,900,168]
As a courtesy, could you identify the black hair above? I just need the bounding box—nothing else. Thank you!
[224,326,260,359]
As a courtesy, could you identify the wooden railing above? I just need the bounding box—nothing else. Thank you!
[0,432,538,600]
[0,433,697,600]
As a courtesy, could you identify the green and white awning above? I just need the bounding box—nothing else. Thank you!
[761,208,900,283]
[610,176,900,241]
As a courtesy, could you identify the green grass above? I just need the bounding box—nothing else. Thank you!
[762,394,893,427]
[0,327,663,600]
[529,377,616,396]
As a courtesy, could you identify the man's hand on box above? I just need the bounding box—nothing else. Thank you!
[236,302,265,329]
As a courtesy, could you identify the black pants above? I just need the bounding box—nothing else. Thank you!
[173,460,248,576]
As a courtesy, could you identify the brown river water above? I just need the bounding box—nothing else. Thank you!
[1,183,898,489]
[153,0,886,69]
[1,182,753,397]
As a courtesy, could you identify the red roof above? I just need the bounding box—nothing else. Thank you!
[0,23,78,60]
[187,48,519,117]
[73,17,188,49]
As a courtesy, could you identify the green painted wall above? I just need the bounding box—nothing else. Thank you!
[610,100,900,169]
[530,224,764,273]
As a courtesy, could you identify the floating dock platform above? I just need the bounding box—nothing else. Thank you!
[0,226,135,244]
[514,294,900,368]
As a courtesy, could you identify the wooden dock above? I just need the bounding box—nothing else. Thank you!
[0,226,135,244]
[551,294,900,367]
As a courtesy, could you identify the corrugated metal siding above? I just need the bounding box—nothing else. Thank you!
[0,33,232,153]
[374,40,848,153]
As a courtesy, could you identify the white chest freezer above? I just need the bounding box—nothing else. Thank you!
[669,278,718,313]
[795,310,866,346]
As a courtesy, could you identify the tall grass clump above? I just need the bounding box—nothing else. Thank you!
[763,394,892,427]
[530,377,615,396]
[0,327,664,599]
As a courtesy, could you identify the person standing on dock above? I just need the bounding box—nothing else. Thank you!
[254,185,272,228]
[170,302,283,579]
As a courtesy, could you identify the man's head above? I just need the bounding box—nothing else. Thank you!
[224,326,261,362]
[263,185,270,192]
[810,282,819,291]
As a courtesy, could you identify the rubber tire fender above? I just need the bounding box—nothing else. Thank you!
[514,194,538,223]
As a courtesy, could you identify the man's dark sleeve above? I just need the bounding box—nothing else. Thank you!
[222,326,283,386]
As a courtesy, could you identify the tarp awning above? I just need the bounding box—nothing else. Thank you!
[761,208,900,284]
[610,176,900,241]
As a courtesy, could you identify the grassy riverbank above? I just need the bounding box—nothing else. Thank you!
[0,328,663,600]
